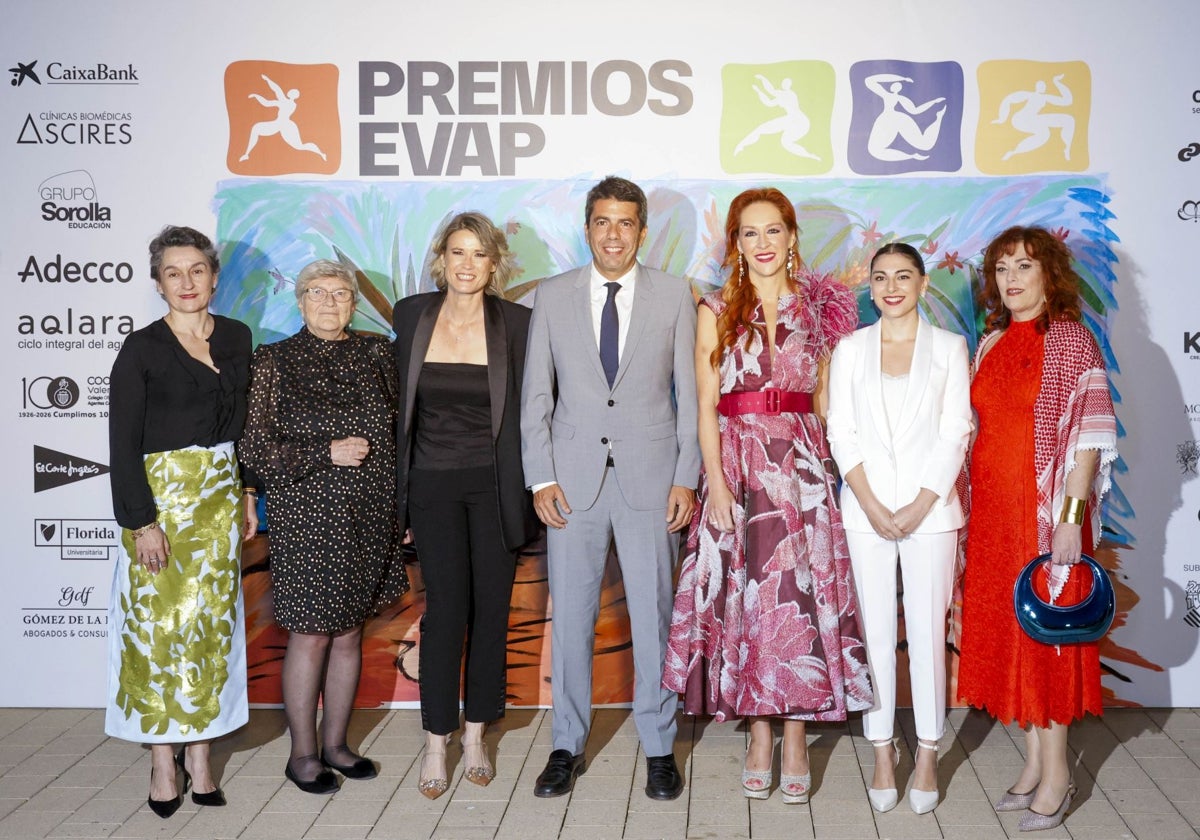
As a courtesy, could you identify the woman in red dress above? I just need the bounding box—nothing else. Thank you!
[664,188,871,805]
[957,226,1117,832]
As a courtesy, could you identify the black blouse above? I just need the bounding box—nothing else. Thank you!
[107,315,253,529]
[412,362,492,470]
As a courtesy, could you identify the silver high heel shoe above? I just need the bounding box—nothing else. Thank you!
[867,738,899,813]
[994,783,1039,811]
[908,739,939,814]
[1019,783,1075,832]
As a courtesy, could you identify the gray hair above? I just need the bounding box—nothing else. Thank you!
[149,225,219,281]
[294,259,359,302]
[429,212,514,296]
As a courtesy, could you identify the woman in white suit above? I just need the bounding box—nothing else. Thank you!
[827,243,971,815]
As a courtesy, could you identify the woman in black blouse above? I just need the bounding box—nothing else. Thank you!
[393,212,538,798]
[107,225,258,818]
[241,260,408,795]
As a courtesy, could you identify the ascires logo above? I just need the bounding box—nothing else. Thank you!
[225,61,339,175]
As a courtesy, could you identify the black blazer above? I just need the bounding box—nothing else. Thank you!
[393,291,539,551]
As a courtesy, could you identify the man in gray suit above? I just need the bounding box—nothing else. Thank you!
[521,176,700,800]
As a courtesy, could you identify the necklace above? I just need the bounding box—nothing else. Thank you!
[444,316,481,343]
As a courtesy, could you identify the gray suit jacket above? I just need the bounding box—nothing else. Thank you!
[521,264,700,511]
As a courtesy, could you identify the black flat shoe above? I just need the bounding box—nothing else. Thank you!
[321,745,378,780]
[533,749,585,798]
[147,765,182,819]
[285,757,340,795]
[176,748,227,806]
[645,754,684,801]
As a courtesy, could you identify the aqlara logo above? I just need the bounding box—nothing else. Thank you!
[225,61,340,175]
[33,445,108,493]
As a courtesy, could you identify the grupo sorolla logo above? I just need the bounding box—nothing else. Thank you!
[22,376,79,410]
[8,58,138,87]
[33,445,108,492]
[37,170,112,229]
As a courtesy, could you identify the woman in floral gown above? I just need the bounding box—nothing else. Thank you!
[664,188,872,804]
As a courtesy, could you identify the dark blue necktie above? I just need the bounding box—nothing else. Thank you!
[599,281,621,387]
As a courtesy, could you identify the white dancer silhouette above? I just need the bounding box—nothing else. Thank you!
[992,74,1075,162]
[733,75,820,160]
[239,74,327,162]
[864,73,947,161]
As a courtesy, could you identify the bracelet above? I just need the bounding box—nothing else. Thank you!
[1059,496,1086,526]
[130,522,159,540]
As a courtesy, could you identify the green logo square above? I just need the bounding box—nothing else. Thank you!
[721,62,834,175]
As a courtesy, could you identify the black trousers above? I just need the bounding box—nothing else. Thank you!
[408,465,516,735]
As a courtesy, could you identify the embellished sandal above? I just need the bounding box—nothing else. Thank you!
[461,725,494,787]
[418,734,450,800]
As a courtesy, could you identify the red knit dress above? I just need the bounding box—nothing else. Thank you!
[956,319,1102,727]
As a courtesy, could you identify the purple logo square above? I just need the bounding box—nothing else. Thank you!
[848,60,963,175]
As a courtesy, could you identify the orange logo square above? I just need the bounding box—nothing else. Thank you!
[225,61,339,175]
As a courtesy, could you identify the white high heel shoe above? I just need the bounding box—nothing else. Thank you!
[908,739,939,814]
[867,738,899,813]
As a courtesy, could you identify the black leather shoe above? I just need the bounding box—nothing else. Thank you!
[147,765,182,819]
[645,754,684,800]
[177,748,227,806]
[533,749,585,797]
[321,746,378,780]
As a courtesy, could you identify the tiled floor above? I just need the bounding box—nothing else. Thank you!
[0,706,1197,839]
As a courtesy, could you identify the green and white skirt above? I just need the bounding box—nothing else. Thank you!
[105,441,248,743]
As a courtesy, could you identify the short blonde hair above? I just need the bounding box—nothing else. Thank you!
[294,259,359,302]
[429,212,513,296]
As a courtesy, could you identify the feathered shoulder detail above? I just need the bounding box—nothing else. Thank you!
[794,269,858,356]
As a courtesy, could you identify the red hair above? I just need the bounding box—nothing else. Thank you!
[979,226,1082,334]
[710,188,803,369]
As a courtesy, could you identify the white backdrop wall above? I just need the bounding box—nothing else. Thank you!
[2,0,1197,708]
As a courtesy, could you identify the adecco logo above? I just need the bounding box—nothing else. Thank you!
[225,61,339,175]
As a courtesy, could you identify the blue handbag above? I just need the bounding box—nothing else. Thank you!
[1013,553,1115,644]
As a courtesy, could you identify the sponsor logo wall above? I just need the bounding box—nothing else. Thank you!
[1,0,1197,709]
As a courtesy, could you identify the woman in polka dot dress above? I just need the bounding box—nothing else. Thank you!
[241,259,408,795]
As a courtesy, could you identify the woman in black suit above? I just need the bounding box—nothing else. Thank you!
[393,212,538,799]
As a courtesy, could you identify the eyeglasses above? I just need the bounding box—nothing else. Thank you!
[303,287,355,303]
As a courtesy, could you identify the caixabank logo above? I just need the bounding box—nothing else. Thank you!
[225,61,340,175]
[720,61,834,176]
[976,60,1090,174]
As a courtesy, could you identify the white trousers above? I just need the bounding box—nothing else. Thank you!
[846,529,957,743]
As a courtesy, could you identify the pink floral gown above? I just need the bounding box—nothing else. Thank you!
[664,272,873,721]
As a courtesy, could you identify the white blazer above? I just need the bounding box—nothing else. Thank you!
[827,318,972,534]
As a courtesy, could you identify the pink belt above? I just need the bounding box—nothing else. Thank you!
[717,389,813,416]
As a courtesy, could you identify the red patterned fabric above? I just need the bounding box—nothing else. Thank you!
[956,318,1117,728]
[664,271,872,721]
